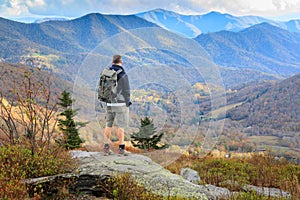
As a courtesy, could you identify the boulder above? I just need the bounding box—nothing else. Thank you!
[179,167,231,199]
[180,167,201,184]
[243,184,291,198]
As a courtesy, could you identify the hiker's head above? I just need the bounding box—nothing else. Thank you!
[112,55,122,64]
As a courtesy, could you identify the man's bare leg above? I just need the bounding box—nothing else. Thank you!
[104,127,112,143]
[103,127,112,155]
[117,127,125,145]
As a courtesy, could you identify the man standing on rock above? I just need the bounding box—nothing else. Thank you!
[102,55,131,156]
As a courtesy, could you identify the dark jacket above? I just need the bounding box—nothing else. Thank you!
[110,64,130,105]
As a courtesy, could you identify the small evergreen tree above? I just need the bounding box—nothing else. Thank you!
[57,90,86,149]
[131,117,168,151]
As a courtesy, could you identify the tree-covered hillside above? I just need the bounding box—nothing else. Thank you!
[227,73,300,132]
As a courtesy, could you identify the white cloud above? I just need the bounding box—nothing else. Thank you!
[177,0,300,17]
[0,0,300,20]
[25,0,45,7]
[0,0,30,17]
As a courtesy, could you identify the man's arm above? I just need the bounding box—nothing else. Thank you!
[120,74,131,106]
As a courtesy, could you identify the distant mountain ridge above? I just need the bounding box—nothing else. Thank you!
[1,12,300,87]
[34,17,69,23]
[136,9,300,38]
[195,22,300,80]
[0,13,158,59]
[0,13,158,79]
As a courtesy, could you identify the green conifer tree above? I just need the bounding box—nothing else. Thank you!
[131,116,168,151]
[57,90,86,149]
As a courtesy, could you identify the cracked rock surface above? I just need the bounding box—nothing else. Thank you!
[71,150,231,200]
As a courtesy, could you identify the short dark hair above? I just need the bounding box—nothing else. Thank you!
[112,55,122,64]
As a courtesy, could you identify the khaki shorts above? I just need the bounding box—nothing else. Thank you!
[105,105,129,128]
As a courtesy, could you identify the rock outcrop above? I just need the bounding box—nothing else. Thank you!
[66,150,233,199]
[26,150,289,200]
[71,150,217,199]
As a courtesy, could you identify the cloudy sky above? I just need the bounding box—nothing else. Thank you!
[1,0,300,22]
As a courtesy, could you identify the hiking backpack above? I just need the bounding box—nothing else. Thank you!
[98,67,123,103]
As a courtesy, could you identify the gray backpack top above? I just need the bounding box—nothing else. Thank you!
[98,68,122,103]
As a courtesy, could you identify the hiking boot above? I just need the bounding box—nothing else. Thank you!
[118,148,130,156]
[118,144,129,156]
[104,143,113,156]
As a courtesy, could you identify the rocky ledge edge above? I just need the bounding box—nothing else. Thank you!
[24,150,290,200]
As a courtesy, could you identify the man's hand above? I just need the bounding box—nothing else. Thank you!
[126,101,132,107]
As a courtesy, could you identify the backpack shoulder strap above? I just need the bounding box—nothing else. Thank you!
[116,68,123,74]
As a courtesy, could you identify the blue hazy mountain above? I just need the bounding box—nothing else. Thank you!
[0,13,158,62]
[195,22,300,80]
[1,12,300,87]
[0,13,159,80]
[136,9,300,38]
